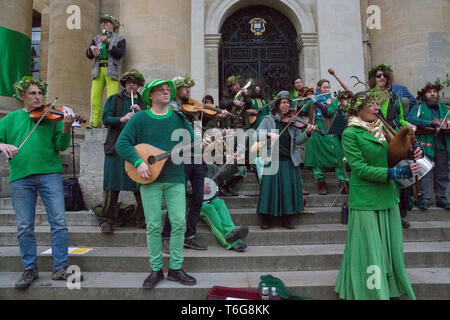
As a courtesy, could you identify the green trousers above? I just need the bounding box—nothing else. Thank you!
[312,166,349,182]
[200,198,241,250]
[90,66,119,128]
[140,183,186,271]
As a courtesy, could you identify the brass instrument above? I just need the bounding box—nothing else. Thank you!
[234,78,255,103]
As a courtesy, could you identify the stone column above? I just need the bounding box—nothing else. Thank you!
[0,0,33,115]
[191,0,206,100]
[368,0,450,97]
[297,33,320,86]
[47,0,99,116]
[316,0,366,90]
[119,0,191,84]
[204,34,221,104]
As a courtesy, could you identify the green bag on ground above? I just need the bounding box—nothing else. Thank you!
[258,275,312,300]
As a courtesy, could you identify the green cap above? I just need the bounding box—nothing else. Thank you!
[99,14,119,32]
[141,79,176,107]
[120,69,146,87]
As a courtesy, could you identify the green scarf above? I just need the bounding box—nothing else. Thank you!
[415,102,450,169]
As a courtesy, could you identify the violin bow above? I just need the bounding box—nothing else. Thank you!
[435,110,450,136]
[18,97,58,151]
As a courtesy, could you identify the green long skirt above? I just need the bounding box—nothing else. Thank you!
[334,206,416,300]
[257,160,304,216]
[303,119,345,169]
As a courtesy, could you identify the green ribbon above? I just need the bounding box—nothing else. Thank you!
[0,26,31,97]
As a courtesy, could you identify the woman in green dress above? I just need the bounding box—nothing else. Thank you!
[334,90,422,300]
[303,79,349,195]
[254,91,315,229]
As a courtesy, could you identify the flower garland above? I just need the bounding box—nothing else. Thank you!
[340,85,382,112]
[368,64,393,78]
[173,75,195,88]
[12,76,47,100]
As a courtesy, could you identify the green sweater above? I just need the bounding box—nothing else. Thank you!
[115,108,195,183]
[0,109,71,182]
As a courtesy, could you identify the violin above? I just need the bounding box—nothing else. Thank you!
[29,104,87,124]
[182,98,235,118]
[296,86,314,98]
[281,110,324,136]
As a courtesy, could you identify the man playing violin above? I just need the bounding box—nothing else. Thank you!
[407,80,450,210]
[161,75,208,252]
[0,76,75,290]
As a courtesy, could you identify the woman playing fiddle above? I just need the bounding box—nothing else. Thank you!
[254,91,315,230]
[0,76,75,290]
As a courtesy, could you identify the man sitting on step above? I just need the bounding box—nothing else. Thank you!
[0,77,76,289]
[199,164,249,252]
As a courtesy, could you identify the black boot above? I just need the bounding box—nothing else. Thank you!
[260,215,271,230]
[281,215,295,229]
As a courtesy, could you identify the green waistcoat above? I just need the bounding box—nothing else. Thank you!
[342,126,399,210]
[412,102,450,169]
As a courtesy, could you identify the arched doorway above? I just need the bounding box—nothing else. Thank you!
[219,5,298,101]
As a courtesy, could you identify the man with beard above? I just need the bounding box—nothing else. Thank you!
[407,80,450,210]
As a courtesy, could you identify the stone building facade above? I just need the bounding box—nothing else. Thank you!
[0,0,449,205]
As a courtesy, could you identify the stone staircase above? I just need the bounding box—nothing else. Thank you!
[0,172,449,300]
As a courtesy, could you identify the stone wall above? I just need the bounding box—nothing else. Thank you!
[78,128,135,209]
[367,0,450,97]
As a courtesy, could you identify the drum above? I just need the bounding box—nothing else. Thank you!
[204,177,219,201]
[395,156,434,189]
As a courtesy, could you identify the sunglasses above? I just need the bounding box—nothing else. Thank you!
[376,74,385,79]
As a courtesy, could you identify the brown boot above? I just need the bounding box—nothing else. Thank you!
[317,179,328,195]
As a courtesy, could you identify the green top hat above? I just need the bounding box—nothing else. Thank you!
[120,70,146,88]
[99,14,119,32]
[141,79,176,107]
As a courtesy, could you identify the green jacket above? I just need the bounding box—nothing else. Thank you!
[0,109,71,183]
[406,102,450,169]
[342,126,399,210]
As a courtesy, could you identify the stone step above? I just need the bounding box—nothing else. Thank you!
[0,193,350,210]
[0,268,448,300]
[1,222,449,247]
[1,207,449,227]
[220,195,350,208]
[1,242,449,273]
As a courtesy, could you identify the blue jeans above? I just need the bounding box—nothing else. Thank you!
[11,173,68,271]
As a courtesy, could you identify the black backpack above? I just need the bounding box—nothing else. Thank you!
[63,177,86,211]
[63,126,86,211]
